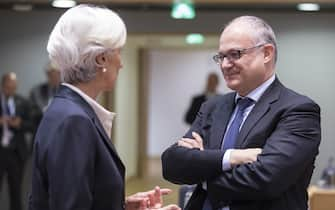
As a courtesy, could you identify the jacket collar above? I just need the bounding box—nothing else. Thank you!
[236,77,282,147]
[55,85,125,173]
[210,76,282,149]
[209,92,236,149]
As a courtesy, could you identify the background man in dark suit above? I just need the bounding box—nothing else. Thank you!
[30,63,60,115]
[0,72,31,210]
[184,73,220,125]
[29,63,60,152]
[162,16,321,210]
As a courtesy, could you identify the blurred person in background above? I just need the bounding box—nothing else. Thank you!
[0,72,31,210]
[184,72,220,125]
[30,62,60,115]
[29,63,60,151]
[28,4,179,210]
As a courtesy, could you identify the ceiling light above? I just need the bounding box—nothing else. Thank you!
[171,0,195,19]
[12,3,33,12]
[186,33,204,44]
[52,0,76,8]
[297,3,320,11]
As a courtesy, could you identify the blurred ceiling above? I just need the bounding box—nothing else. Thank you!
[2,0,335,11]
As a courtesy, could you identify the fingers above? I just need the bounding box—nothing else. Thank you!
[137,187,172,197]
[191,132,201,141]
[150,186,172,196]
[159,188,172,195]
[178,138,198,149]
[128,187,180,210]
[253,148,262,154]
[248,148,262,162]
[148,191,158,208]
[177,133,203,150]
[177,132,204,150]
[127,194,148,201]
[140,199,149,210]
[126,195,149,210]
[192,132,203,150]
[137,186,173,208]
[158,204,181,210]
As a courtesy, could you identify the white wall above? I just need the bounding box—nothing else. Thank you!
[113,39,140,178]
[0,10,62,96]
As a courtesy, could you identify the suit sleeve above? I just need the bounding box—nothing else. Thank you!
[47,115,97,210]
[162,99,225,184]
[208,101,321,201]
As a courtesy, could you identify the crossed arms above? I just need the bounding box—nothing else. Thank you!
[162,98,321,201]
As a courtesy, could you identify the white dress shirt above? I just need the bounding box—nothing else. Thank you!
[62,83,115,139]
[1,94,15,147]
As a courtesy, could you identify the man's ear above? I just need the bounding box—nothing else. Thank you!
[96,53,106,66]
[263,44,275,64]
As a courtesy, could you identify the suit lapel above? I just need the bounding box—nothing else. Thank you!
[209,93,236,149]
[56,86,125,173]
[92,116,126,173]
[236,78,282,147]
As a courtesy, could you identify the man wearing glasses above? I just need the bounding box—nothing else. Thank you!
[162,16,321,210]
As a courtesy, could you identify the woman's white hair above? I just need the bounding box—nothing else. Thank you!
[47,4,127,84]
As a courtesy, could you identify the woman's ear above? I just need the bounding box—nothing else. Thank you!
[96,53,106,67]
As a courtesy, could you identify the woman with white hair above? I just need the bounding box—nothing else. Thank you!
[29,4,180,210]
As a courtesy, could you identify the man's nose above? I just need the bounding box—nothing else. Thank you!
[221,57,233,69]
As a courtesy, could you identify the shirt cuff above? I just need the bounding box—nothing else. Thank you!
[222,149,233,171]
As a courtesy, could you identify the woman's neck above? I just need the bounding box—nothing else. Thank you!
[73,81,101,100]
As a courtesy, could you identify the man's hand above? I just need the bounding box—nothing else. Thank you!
[230,148,262,166]
[7,116,22,128]
[177,132,203,150]
[0,116,8,125]
[177,132,261,167]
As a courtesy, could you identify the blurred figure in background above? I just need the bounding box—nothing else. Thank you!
[0,72,31,210]
[30,62,60,114]
[184,72,220,125]
[29,63,60,140]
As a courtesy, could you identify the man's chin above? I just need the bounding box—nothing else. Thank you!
[225,80,240,91]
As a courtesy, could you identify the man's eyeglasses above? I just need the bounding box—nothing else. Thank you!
[213,44,265,65]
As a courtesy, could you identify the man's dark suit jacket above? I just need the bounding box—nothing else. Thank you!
[0,94,30,161]
[29,85,126,210]
[162,78,321,210]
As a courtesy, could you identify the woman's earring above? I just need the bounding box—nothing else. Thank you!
[102,68,107,73]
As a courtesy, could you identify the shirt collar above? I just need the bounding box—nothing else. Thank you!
[62,83,115,139]
[235,74,276,103]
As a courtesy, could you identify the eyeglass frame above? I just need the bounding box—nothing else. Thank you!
[213,43,266,65]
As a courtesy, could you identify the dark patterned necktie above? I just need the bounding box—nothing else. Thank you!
[221,97,254,150]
